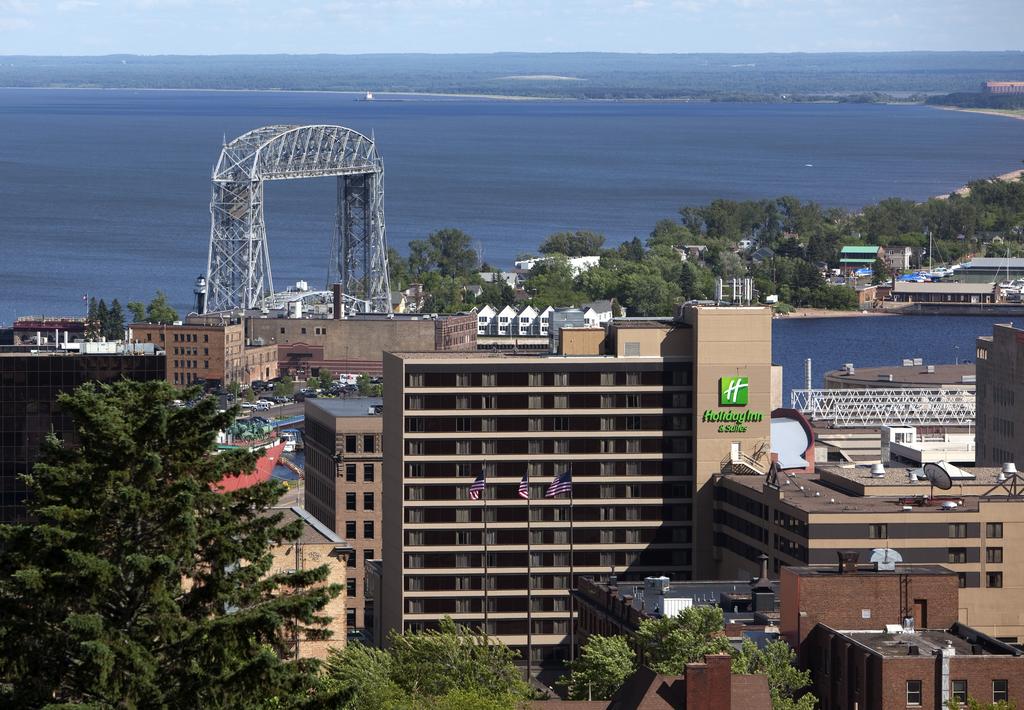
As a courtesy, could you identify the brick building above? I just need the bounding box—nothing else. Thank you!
[132,320,277,388]
[303,397,383,640]
[712,463,1024,642]
[240,311,477,378]
[266,506,353,660]
[785,561,1024,709]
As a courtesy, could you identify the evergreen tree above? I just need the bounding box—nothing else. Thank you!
[106,298,126,340]
[85,296,101,340]
[95,298,110,339]
[146,290,179,324]
[0,380,340,708]
[127,300,147,323]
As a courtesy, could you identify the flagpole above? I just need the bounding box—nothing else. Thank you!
[526,474,533,683]
[483,471,489,633]
[568,461,575,663]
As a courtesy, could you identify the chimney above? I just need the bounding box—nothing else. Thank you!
[751,554,775,612]
[837,551,859,574]
[685,654,732,709]
[332,283,345,320]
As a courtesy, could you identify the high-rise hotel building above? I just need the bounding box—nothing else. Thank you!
[381,305,774,667]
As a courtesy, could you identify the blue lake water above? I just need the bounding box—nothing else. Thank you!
[2,89,1023,323]
[772,314,1014,400]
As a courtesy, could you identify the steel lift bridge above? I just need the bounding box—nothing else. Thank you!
[204,124,391,314]
[790,388,976,428]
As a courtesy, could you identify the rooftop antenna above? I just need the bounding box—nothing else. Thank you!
[921,462,954,497]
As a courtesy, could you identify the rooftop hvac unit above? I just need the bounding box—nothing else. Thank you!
[644,576,670,595]
[913,358,923,366]
[927,365,935,374]
[901,358,914,367]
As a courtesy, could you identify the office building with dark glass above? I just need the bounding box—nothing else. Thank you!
[0,345,166,522]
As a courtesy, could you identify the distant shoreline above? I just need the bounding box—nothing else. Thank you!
[778,308,897,320]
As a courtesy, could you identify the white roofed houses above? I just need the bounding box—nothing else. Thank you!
[513,255,601,276]
[474,304,555,336]
[582,300,617,327]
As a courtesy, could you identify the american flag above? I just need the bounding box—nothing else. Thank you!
[468,470,486,500]
[545,469,572,498]
[518,473,529,499]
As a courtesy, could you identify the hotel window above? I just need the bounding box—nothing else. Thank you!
[626,372,640,386]
[455,576,473,591]
[481,441,496,455]
[407,599,423,614]
[625,484,641,498]
[600,484,615,498]
[947,548,967,564]
[456,395,471,410]
[528,395,543,409]
[957,572,968,588]
[600,507,616,521]
[481,395,497,409]
[601,394,615,408]
[455,554,472,568]
[406,576,423,591]
[528,417,543,432]
[407,531,424,546]
[364,464,374,482]
[600,416,614,431]
[363,521,374,539]
[988,572,1003,588]
[346,464,357,482]
[407,373,424,387]
[456,441,473,455]
[456,373,471,387]
[624,506,640,521]
[625,439,640,453]
[553,395,568,409]
[625,415,642,430]
[407,441,424,455]
[626,394,640,408]
[481,373,496,387]
[346,492,356,511]
[407,395,424,410]
[949,523,968,538]
[907,680,922,706]
[600,439,616,454]
[529,372,544,386]
[553,440,569,454]
[625,461,640,475]
[346,578,357,597]
[987,547,1003,564]
[553,416,569,431]
[481,418,497,432]
[952,680,967,704]
[994,680,1009,702]
[455,417,472,432]
[600,529,615,544]
[601,372,615,386]
[455,509,471,523]
[364,435,375,453]
[345,521,356,539]
[987,522,1003,538]
[528,440,542,455]
[407,463,425,478]
[364,492,374,511]
[600,462,616,476]
[406,487,425,501]
[553,372,568,386]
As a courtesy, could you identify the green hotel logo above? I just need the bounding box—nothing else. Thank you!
[719,376,749,406]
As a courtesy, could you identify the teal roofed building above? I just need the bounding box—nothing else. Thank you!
[839,245,883,268]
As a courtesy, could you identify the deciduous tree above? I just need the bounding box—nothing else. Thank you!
[565,634,636,700]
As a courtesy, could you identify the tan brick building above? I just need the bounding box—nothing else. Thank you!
[303,398,383,640]
[132,320,276,388]
[381,305,775,668]
[267,506,353,660]
[713,463,1024,641]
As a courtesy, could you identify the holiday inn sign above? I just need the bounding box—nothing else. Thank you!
[703,376,764,432]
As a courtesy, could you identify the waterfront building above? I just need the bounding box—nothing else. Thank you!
[302,397,383,639]
[236,310,476,377]
[976,323,1024,467]
[949,257,1024,283]
[10,316,87,345]
[132,319,276,388]
[0,343,166,522]
[839,245,883,271]
[892,282,998,304]
[883,245,914,271]
[266,505,353,660]
[983,81,1024,95]
[380,305,774,667]
[713,462,1024,641]
[823,361,975,392]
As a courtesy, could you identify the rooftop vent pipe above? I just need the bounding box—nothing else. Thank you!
[871,463,886,478]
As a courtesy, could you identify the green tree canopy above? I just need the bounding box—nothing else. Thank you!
[565,634,636,701]
[145,290,180,324]
[0,379,339,708]
[539,230,605,257]
[408,228,478,279]
[324,618,531,709]
[634,606,733,675]
[732,639,816,710]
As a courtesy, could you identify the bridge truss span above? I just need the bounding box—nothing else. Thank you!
[790,388,976,428]
[205,124,390,313]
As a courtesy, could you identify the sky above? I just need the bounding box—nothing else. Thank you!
[0,0,1022,55]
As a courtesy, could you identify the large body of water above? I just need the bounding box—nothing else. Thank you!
[2,88,1024,322]
[773,314,1014,399]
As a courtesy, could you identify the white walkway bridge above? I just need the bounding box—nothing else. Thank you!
[790,388,976,428]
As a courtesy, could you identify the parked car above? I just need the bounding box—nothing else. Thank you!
[240,402,258,411]
[255,400,272,411]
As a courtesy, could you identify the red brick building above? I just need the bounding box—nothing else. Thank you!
[786,558,1024,709]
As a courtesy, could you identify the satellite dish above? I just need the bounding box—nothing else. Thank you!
[922,463,953,490]
[870,548,903,571]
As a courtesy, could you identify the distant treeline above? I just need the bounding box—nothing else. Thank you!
[2,52,1023,99]
[926,91,1024,109]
